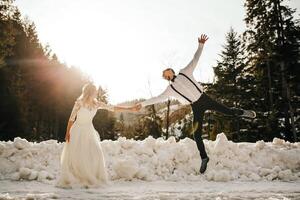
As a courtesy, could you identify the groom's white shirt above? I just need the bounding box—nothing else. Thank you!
[141,43,204,107]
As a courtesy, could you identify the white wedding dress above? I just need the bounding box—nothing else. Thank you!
[56,100,113,188]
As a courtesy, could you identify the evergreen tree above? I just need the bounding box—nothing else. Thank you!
[0,0,18,67]
[244,0,300,141]
[207,28,255,141]
[0,0,88,141]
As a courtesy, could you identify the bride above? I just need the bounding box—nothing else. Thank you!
[56,83,135,188]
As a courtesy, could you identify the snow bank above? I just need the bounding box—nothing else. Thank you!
[0,133,300,183]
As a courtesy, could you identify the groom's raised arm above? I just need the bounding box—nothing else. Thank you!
[181,34,208,75]
[140,86,172,107]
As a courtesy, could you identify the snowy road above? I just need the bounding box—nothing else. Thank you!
[1,180,300,200]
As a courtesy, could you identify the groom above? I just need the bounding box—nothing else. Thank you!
[133,34,256,174]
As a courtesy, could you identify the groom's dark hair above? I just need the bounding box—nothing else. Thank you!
[163,68,175,74]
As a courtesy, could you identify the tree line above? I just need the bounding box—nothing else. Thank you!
[205,0,300,142]
[0,0,299,142]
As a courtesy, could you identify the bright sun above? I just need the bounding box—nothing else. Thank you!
[53,16,159,104]
[28,0,215,104]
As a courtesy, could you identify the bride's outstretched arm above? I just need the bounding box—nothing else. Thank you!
[97,101,138,112]
[113,105,136,112]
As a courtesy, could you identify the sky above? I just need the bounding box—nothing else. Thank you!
[14,0,300,104]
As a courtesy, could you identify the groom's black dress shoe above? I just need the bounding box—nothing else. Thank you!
[200,157,209,174]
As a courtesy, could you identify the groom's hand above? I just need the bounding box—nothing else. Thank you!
[198,34,209,44]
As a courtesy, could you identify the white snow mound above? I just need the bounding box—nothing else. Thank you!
[0,133,300,182]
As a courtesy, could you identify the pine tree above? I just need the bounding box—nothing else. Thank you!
[244,0,300,141]
[141,105,163,139]
[0,0,19,67]
[0,0,89,141]
[207,28,250,140]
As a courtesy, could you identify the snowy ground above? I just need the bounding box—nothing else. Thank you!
[1,133,300,199]
[1,180,300,200]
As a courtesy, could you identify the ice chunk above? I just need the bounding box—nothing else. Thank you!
[113,158,139,180]
[13,137,31,149]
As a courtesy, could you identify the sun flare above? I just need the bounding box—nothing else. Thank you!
[16,0,223,103]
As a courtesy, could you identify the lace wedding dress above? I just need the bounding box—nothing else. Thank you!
[56,100,113,188]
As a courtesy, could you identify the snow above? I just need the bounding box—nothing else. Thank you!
[1,180,300,199]
[0,133,300,183]
[0,133,300,199]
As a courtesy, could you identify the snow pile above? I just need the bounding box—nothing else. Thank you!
[0,138,59,182]
[0,133,300,183]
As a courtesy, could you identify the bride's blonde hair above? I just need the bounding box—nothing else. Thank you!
[77,82,98,108]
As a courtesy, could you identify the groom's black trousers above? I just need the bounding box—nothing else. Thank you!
[191,93,242,159]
